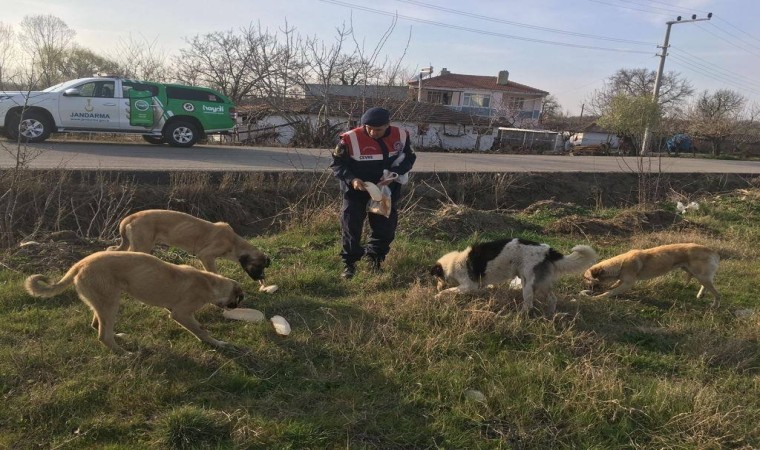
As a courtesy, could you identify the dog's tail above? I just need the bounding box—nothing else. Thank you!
[554,245,598,275]
[24,263,81,298]
[107,218,131,251]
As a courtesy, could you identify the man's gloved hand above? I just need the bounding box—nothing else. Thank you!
[351,178,365,191]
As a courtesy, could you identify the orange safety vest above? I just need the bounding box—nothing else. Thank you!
[341,126,408,162]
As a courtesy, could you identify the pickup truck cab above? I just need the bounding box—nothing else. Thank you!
[0,76,237,147]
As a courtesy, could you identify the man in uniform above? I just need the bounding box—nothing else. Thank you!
[330,107,417,279]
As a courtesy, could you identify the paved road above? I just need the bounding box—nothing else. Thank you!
[2,140,759,173]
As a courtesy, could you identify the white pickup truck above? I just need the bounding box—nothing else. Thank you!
[0,76,237,147]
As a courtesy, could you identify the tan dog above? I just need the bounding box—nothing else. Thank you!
[582,243,720,307]
[24,251,245,354]
[108,209,270,282]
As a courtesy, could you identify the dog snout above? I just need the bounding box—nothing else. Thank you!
[227,285,245,308]
[246,266,266,281]
[240,254,269,281]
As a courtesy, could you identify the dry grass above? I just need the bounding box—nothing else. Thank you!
[0,176,758,448]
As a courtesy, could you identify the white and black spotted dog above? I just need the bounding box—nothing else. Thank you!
[430,238,597,315]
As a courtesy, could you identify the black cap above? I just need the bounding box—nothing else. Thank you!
[361,107,391,126]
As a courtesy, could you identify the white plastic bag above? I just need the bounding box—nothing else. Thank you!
[366,182,392,218]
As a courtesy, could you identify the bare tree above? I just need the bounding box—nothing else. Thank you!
[588,68,693,117]
[57,45,120,79]
[175,23,295,104]
[538,95,562,125]
[110,34,170,81]
[19,14,76,88]
[0,22,16,90]
[686,89,750,156]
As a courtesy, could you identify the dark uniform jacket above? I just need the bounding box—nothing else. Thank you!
[330,125,416,192]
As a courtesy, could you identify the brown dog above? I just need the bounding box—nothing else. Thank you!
[24,251,245,353]
[582,243,720,307]
[108,209,270,281]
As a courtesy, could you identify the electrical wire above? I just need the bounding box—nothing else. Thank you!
[668,53,760,97]
[318,0,653,54]
[586,0,670,18]
[714,17,760,45]
[670,46,760,91]
[707,21,760,54]
[695,23,760,59]
[394,0,655,45]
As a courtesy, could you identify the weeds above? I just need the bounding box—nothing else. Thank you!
[0,175,759,448]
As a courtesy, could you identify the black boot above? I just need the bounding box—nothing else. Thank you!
[368,257,383,274]
[341,263,356,279]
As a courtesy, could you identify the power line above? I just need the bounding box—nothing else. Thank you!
[394,0,655,45]
[669,46,760,91]
[707,21,760,55]
[586,0,670,18]
[318,0,653,54]
[616,0,689,16]
[600,1,760,59]
[623,0,710,15]
[668,53,760,97]
[695,23,760,59]
[714,17,760,45]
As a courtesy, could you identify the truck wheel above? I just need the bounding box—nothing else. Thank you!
[142,135,165,145]
[164,121,198,147]
[6,110,52,143]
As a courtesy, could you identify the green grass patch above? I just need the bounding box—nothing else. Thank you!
[1,188,759,448]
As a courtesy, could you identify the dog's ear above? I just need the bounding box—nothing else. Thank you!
[430,263,444,278]
[264,255,271,268]
[239,254,251,267]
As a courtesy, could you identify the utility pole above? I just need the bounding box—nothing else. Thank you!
[641,13,712,155]
[417,66,433,102]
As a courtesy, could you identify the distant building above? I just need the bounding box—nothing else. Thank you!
[303,83,409,100]
[409,68,549,127]
[236,95,510,150]
[568,122,620,148]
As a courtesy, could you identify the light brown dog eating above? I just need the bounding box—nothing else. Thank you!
[582,243,720,307]
[108,209,270,282]
[24,251,245,354]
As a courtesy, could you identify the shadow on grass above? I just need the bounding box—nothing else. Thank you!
[129,297,443,448]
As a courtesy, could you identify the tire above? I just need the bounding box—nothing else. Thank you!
[6,110,52,143]
[142,135,165,145]
[164,121,199,147]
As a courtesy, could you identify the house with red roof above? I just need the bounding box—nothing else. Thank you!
[236,95,509,151]
[409,68,549,127]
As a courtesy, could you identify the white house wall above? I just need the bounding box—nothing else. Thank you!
[237,114,497,151]
[569,132,620,148]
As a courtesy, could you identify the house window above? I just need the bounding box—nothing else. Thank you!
[509,97,525,110]
[426,91,450,105]
[462,93,491,108]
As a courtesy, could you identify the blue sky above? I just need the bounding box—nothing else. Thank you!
[4,0,759,115]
